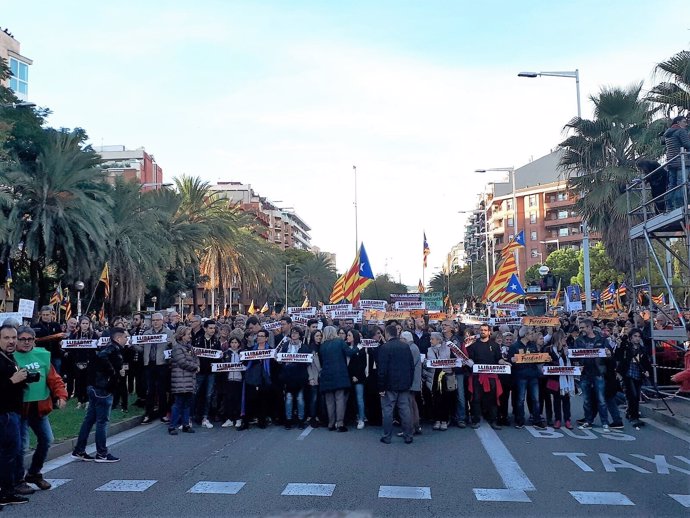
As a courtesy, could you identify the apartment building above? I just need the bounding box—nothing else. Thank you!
[0,28,32,101]
[95,145,164,190]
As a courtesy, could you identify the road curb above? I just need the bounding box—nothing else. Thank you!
[640,400,690,434]
[24,414,145,463]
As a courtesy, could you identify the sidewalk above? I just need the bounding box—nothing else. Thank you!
[640,394,690,434]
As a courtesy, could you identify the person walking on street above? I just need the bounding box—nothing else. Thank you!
[71,327,127,463]
[378,324,415,444]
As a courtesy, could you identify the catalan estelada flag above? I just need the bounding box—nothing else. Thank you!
[501,230,525,258]
[99,263,110,298]
[423,232,430,268]
[329,273,347,304]
[481,253,518,302]
[652,293,665,305]
[50,282,63,306]
[341,243,375,304]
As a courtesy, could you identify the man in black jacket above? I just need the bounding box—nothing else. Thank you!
[0,324,29,506]
[71,328,126,463]
[378,324,415,444]
[33,306,64,374]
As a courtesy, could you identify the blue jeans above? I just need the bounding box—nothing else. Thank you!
[516,377,542,426]
[194,373,216,419]
[16,414,54,481]
[0,412,20,497]
[354,383,365,421]
[580,375,609,426]
[454,374,467,423]
[666,167,685,209]
[285,389,305,421]
[74,386,113,456]
[171,393,193,429]
[306,384,319,419]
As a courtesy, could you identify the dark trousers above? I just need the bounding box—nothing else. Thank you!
[471,377,498,424]
[223,381,243,421]
[74,368,89,404]
[551,390,571,422]
[497,374,512,423]
[624,377,642,420]
[245,384,271,424]
[381,390,413,440]
[432,389,455,422]
[0,412,20,497]
[539,377,554,423]
[112,374,129,411]
[132,362,146,399]
[145,365,169,418]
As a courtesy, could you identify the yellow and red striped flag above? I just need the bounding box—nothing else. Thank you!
[481,253,518,302]
[99,263,110,298]
[418,279,425,293]
[341,244,375,304]
[652,293,665,305]
[501,230,525,258]
[329,273,347,304]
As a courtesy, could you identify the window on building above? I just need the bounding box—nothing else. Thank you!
[528,194,537,207]
[507,216,514,227]
[557,192,567,201]
[8,58,29,97]
[530,230,537,241]
[531,249,539,258]
[558,210,569,220]
[505,200,513,211]
[558,227,569,237]
[530,212,537,224]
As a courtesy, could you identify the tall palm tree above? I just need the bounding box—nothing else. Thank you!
[290,252,337,306]
[2,129,112,300]
[558,83,661,273]
[648,50,690,116]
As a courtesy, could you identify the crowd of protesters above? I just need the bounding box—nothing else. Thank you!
[1,303,689,506]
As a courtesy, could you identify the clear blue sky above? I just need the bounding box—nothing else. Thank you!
[3,1,689,285]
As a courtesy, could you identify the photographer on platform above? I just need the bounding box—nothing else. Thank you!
[13,326,68,494]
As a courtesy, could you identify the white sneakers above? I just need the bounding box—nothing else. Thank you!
[202,418,214,429]
[235,419,242,427]
[221,419,233,428]
[357,420,365,430]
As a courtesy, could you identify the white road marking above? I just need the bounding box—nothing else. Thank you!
[378,486,431,500]
[297,426,314,441]
[669,494,690,507]
[281,483,336,497]
[42,422,164,474]
[569,491,634,505]
[474,425,536,491]
[44,479,71,490]
[95,479,158,492]
[187,481,246,494]
[645,419,690,445]
[473,488,531,502]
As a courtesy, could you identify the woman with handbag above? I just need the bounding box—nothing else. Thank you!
[423,332,456,431]
[547,330,574,429]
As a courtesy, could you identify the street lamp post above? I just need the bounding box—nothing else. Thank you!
[285,264,293,310]
[518,69,592,311]
[353,165,359,253]
[151,296,157,311]
[75,281,85,318]
[179,292,187,320]
[468,259,475,297]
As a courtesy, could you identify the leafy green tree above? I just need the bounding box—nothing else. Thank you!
[648,50,690,115]
[544,247,580,285]
[525,265,541,285]
[575,242,624,289]
[429,260,486,304]
[290,252,337,306]
[361,274,408,302]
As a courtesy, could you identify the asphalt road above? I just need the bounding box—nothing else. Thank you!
[6,397,690,518]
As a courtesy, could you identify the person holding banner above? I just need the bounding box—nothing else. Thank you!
[466,324,508,430]
[169,326,199,435]
[240,329,273,430]
[346,329,368,430]
[547,330,574,429]
[192,319,219,428]
[305,329,323,428]
[497,331,515,427]
[423,333,456,431]
[574,319,611,431]
[278,328,310,430]
[135,314,174,425]
[509,327,546,430]
[442,320,468,429]
[68,316,99,410]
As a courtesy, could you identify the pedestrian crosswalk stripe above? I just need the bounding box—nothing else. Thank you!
[569,491,634,505]
[669,494,690,508]
[473,488,531,502]
[95,480,158,492]
[378,486,431,500]
[43,479,71,491]
[281,483,335,497]
[188,482,246,494]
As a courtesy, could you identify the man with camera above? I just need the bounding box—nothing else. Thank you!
[13,326,68,494]
[0,323,29,506]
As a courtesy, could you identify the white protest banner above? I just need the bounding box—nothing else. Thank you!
[447,342,470,363]
[393,301,425,310]
[390,293,421,302]
[17,299,35,319]
[0,312,23,325]
[567,348,607,359]
[131,334,168,345]
[425,358,463,369]
[492,302,525,312]
[98,337,111,347]
[61,339,98,349]
[287,307,317,317]
[212,362,246,373]
[542,365,582,376]
[331,310,363,323]
[361,338,379,348]
[323,303,353,314]
[262,321,282,331]
[489,317,523,326]
[193,347,223,359]
[473,364,511,375]
[357,300,387,310]
[276,352,313,363]
[291,315,310,325]
[164,349,172,360]
[459,314,488,325]
[240,348,276,361]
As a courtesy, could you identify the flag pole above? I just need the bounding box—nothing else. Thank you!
[353,165,359,254]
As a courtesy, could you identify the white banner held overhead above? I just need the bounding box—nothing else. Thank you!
[17,299,35,319]
[542,365,582,376]
[131,334,168,345]
[567,348,607,359]
[357,300,387,310]
[211,362,246,372]
[331,310,363,323]
[323,303,353,314]
[393,301,425,310]
[291,315,310,325]
[240,348,276,361]
[61,339,97,349]
[361,339,379,348]
[276,353,313,363]
[193,347,222,359]
[287,307,317,317]
[262,321,282,331]
[472,364,511,374]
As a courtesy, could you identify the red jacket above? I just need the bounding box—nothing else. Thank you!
[22,365,68,418]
